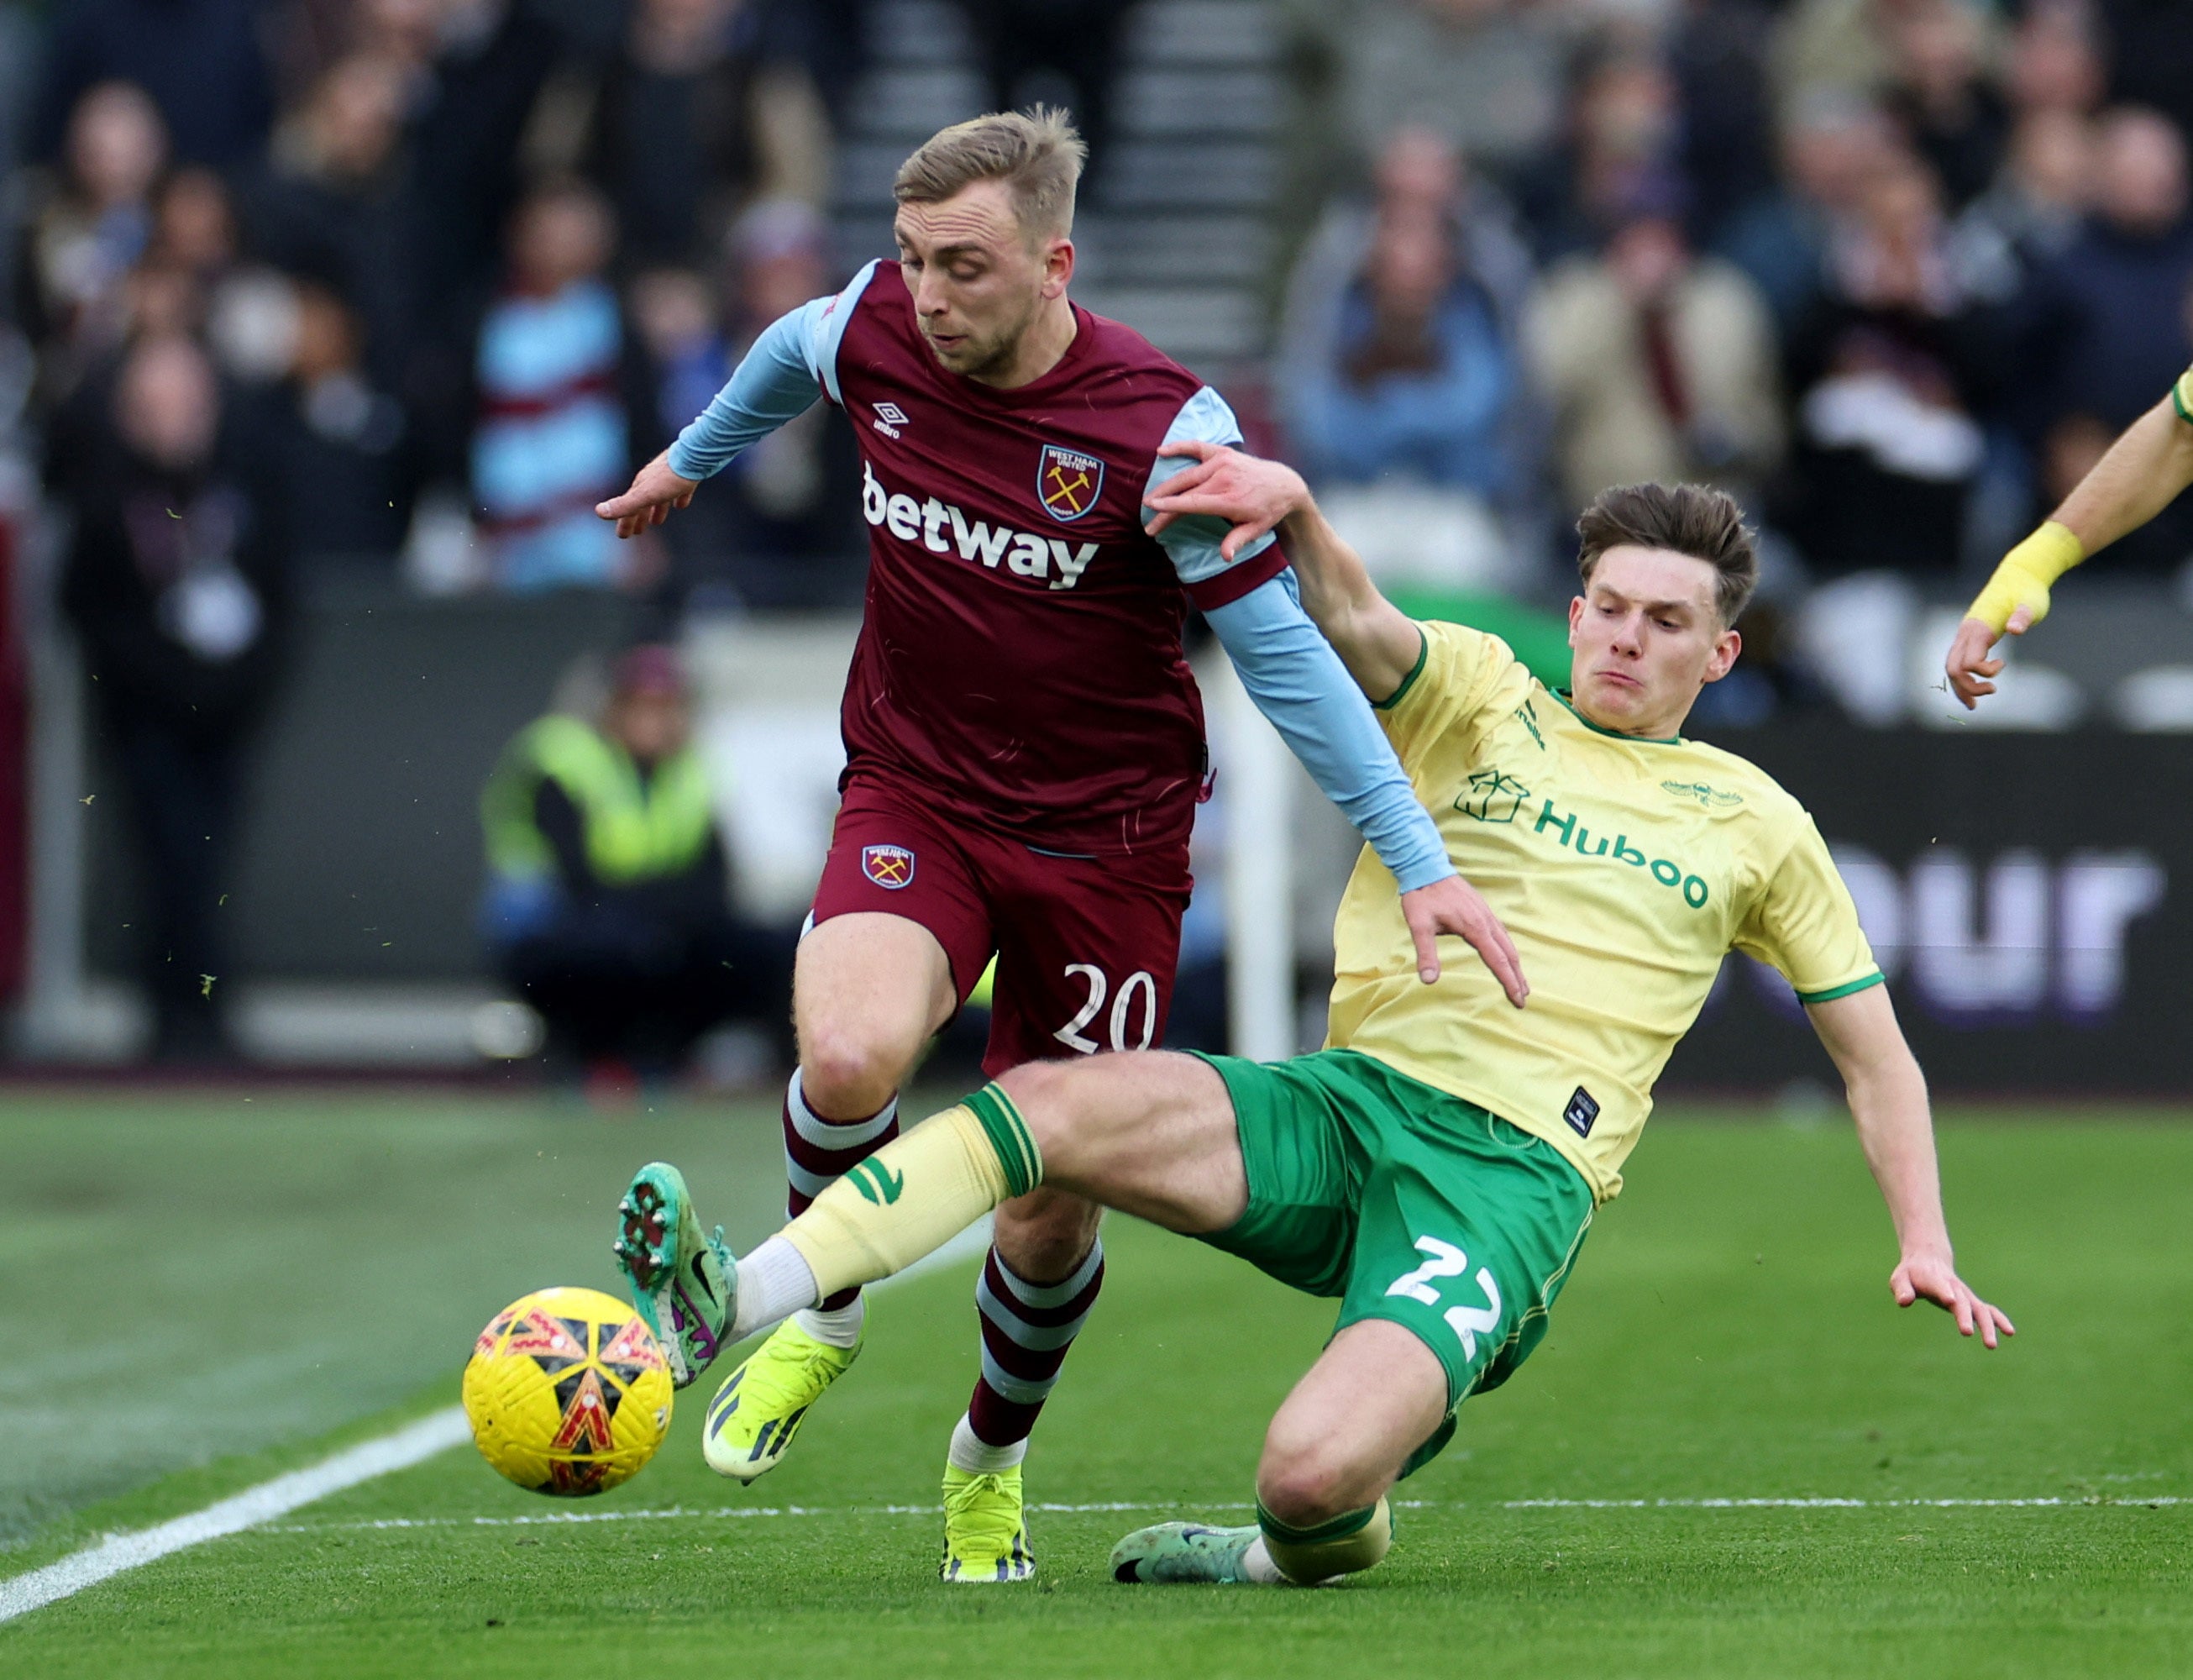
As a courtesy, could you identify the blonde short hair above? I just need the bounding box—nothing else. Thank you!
[893,108,1086,241]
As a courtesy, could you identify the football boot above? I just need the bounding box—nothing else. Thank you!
[611,1162,736,1389]
[940,1462,1034,1583]
[701,1315,861,1483]
[1110,1520,1259,1584]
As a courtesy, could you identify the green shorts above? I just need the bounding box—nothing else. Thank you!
[1192,1048,1593,1470]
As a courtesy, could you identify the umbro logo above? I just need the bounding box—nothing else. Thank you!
[872,402,909,438]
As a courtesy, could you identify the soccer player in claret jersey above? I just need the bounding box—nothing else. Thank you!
[593,110,1522,1583]
[1944,363,2193,708]
[664,465,2015,1589]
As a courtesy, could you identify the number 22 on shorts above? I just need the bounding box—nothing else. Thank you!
[1386,1236,1504,1359]
[1053,963,1158,1054]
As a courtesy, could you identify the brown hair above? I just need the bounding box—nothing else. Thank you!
[1576,482,1759,627]
[893,108,1086,240]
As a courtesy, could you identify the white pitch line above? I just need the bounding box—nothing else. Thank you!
[0,1410,472,1626]
[0,1216,998,1626]
[260,1492,2190,1536]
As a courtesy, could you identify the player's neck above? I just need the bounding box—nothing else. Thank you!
[968,296,1078,391]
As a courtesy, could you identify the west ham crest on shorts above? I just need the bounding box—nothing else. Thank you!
[862,844,915,890]
[1036,444,1104,522]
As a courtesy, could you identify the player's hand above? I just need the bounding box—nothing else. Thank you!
[1942,606,2034,709]
[1144,439,1308,561]
[1890,1247,2015,1349]
[1400,874,1528,1006]
[596,450,700,539]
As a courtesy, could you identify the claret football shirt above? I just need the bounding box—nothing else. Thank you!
[1328,622,1881,1201]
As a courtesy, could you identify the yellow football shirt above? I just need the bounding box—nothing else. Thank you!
[1328,622,1881,1202]
[2173,365,2193,426]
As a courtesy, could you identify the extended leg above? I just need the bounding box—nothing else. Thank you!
[719,1052,1247,1333]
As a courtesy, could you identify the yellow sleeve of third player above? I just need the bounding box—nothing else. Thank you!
[2173,365,2193,427]
[1371,621,1524,763]
[1731,815,1883,1004]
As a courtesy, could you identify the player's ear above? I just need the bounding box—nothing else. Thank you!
[1702,626,1741,682]
[1566,596,1585,646]
[1041,235,1074,297]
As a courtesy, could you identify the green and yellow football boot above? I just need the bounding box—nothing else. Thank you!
[941,1463,1034,1583]
[1110,1520,1258,1583]
[611,1162,736,1389]
[700,1316,861,1483]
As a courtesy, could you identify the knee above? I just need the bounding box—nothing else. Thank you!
[797,1023,907,1117]
[1255,1426,1382,1530]
[993,1060,1094,1174]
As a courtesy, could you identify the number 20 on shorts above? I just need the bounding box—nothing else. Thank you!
[1053,963,1159,1054]
[1387,1236,1504,1359]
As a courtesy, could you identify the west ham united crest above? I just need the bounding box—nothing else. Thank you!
[861,844,915,890]
[1036,444,1104,522]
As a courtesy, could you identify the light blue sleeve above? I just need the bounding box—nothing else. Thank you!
[1204,572,1455,894]
[667,260,879,480]
[1143,385,1278,590]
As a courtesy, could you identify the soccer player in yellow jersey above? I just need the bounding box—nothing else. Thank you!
[629,465,2012,1587]
[1945,365,2193,708]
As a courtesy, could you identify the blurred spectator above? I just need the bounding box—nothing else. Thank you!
[1881,0,2007,209]
[2093,0,2193,147]
[1778,150,1996,577]
[960,1,1131,192]
[1948,107,2093,303]
[2006,1,2105,120]
[563,0,832,270]
[31,0,274,168]
[630,199,865,612]
[14,81,166,391]
[1516,48,1687,262]
[479,643,794,1081]
[1310,0,1566,182]
[2023,108,2193,434]
[1772,0,2005,122]
[1669,0,1781,246]
[237,54,414,393]
[146,168,312,390]
[401,0,564,447]
[1278,132,1531,506]
[267,282,410,559]
[1529,213,1785,513]
[59,334,289,1061]
[1717,94,1898,331]
[471,178,645,592]
[2017,106,2193,569]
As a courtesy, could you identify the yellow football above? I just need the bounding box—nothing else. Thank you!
[462,1286,673,1496]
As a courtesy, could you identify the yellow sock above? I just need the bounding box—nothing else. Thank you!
[780,1084,1041,1300]
[1966,520,2083,635]
[1257,1498,1394,1584]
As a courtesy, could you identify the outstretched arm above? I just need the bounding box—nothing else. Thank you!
[1143,428,1523,1000]
[1947,391,2193,706]
[1146,440,1420,701]
[599,266,875,538]
[1805,984,2014,1347]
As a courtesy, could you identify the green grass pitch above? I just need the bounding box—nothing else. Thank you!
[2,1087,2189,1677]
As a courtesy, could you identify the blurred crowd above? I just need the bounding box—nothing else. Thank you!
[3,0,2193,1056]
[3,0,2188,659]
[1272,0,2193,723]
